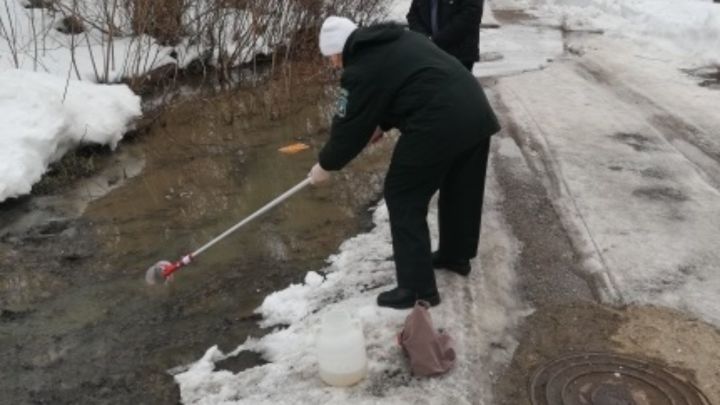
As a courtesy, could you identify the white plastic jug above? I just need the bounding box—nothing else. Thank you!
[316,309,368,386]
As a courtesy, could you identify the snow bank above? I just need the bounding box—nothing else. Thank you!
[175,173,531,404]
[0,70,140,202]
[537,0,720,64]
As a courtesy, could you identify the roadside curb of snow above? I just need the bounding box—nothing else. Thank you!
[491,84,623,304]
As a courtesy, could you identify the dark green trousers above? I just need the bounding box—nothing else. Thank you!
[383,135,491,293]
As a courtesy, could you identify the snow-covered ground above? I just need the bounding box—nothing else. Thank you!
[478,0,720,77]
[537,0,720,65]
[490,0,720,325]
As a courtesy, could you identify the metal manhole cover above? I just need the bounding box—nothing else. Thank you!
[530,352,711,405]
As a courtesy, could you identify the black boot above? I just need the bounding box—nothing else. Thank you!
[376,287,440,309]
[432,251,471,276]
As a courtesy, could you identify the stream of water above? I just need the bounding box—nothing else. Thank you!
[0,84,391,403]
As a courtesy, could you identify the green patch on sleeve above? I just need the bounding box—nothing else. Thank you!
[335,88,349,118]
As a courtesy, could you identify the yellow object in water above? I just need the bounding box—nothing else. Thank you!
[278,142,310,154]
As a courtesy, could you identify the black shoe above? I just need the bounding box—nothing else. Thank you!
[376,287,441,309]
[432,252,471,276]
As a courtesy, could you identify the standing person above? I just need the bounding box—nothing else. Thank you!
[406,0,484,71]
[308,16,500,309]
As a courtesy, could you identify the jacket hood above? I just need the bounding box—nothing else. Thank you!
[343,23,405,60]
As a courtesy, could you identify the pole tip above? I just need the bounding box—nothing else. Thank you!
[145,260,171,285]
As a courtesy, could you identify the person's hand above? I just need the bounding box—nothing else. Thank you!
[308,163,331,186]
[370,127,384,144]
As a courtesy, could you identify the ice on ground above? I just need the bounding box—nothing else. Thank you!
[386,0,564,79]
[0,70,141,202]
[474,24,563,78]
[175,170,531,404]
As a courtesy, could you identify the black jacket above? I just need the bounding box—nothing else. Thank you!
[407,0,483,63]
[318,24,499,171]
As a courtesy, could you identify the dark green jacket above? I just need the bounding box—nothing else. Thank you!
[319,23,500,170]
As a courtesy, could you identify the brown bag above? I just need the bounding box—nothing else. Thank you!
[398,300,456,376]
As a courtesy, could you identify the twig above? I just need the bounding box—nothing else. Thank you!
[1,0,20,67]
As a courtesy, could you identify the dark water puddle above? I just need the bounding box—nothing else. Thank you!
[0,146,145,240]
[214,350,268,373]
[0,84,392,404]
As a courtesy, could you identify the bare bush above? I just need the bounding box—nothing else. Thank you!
[24,0,56,10]
[129,0,184,45]
[56,14,83,34]
[0,0,21,67]
[2,0,386,96]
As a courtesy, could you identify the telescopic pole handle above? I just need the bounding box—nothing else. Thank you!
[191,177,313,257]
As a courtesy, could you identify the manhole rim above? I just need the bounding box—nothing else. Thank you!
[529,352,712,405]
[544,359,697,401]
[555,368,690,405]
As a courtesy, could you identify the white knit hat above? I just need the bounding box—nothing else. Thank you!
[319,16,358,56]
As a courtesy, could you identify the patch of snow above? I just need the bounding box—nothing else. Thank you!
[535,0,720,65]
[0,69,140,202]
[386,0,412,22]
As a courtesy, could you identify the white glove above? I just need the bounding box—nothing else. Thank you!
[308,163,331,185]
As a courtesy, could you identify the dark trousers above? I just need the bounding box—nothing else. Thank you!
[383,135,492,293]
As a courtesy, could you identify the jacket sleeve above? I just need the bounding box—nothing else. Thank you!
[319,67,385,171]
[407,0,430,35]
[432,0,482,49]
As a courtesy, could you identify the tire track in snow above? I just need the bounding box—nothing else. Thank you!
[574,59,720,194]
